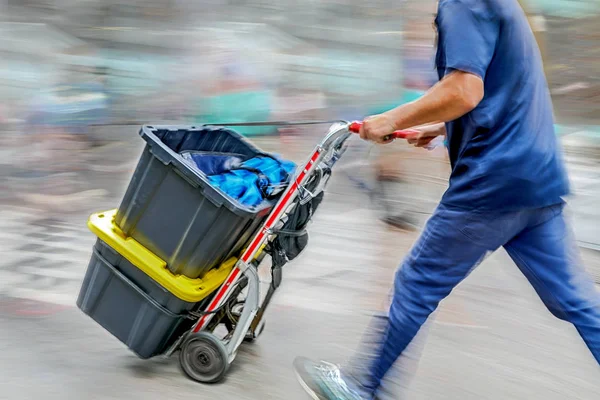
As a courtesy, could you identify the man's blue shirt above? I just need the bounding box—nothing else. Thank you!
[436,0,569,211]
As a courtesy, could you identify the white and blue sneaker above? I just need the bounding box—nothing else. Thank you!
[293,357,371,400]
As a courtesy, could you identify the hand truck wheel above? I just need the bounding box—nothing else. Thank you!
[179,332,230,383]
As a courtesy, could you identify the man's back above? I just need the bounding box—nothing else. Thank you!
[436,0,569,211]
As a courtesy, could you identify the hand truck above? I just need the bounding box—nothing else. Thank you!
[172,121,410,383]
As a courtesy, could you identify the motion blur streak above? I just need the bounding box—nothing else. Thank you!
[0,1,599,399]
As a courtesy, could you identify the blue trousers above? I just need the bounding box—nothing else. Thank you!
[363,202,600,394]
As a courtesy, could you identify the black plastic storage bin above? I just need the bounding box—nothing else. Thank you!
[77,240,198,359]
[116,125,274,279]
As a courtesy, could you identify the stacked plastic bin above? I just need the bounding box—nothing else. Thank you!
[77,126,275,358]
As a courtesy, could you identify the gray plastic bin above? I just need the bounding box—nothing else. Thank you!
[115,125,274,279]
[77,240,198,359]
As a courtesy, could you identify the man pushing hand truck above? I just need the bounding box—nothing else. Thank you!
[294,0,600,398]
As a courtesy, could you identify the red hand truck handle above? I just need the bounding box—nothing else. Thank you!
[348,121,418,141]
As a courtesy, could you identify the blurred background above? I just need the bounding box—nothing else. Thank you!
[0,1,599,399]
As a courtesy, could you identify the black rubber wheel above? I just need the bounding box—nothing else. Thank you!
[179,332,230,383]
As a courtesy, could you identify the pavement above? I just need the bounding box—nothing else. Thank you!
[0,128,599,399]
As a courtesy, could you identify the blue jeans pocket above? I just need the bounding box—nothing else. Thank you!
[458,210,516,249]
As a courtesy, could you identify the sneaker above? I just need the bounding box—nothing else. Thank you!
[293,357,370,400]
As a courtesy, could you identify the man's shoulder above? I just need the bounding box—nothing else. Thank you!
[438,0,497,17]
[439,0,493,6]
[438,0,475,7]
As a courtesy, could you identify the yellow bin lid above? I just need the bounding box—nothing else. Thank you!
[87,209,236,303]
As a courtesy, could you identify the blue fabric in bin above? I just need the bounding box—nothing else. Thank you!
[208,156,296,207]
[180,151,244,175]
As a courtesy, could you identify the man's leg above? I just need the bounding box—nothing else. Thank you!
[342,312,435,400]
[295,205,523,399]
[504,204,600,364]
[345,300,433,399]
[360,205,509,394]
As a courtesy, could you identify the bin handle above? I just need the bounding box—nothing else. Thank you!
[348,121,419,142]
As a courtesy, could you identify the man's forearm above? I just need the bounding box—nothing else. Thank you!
[386,71,483,131]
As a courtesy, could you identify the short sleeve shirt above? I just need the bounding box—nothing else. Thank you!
[435,0,569,211]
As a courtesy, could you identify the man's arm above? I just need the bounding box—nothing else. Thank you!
[360,70,483,143]
[361,0,497,144]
